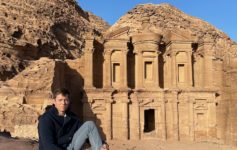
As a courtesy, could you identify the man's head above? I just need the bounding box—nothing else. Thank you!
[53,88,70,115]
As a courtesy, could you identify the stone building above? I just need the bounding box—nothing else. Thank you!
[81,17,220,142]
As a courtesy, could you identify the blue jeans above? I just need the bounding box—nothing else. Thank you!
[67,121,103,150]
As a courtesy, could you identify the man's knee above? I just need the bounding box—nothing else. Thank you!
[84,121,96,129]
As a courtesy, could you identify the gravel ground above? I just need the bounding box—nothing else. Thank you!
[0,135,237,150]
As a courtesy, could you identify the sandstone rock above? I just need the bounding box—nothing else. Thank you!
[107,3,234,60]
[0,99,39,139]
[0,0,110,81]
[0,58,66,138]
[0,1,237,147]
[12,124,39,139]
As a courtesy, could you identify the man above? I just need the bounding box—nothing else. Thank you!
[38,88,109,150]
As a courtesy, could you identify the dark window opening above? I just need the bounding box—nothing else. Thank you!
[144,61,153,80]
[178,64,185,83]
[144,109,155,132]
[113,63,120,82]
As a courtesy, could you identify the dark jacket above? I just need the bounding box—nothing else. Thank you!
[38,106,81,150]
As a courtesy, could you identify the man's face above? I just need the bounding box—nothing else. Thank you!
[53,94,70,114]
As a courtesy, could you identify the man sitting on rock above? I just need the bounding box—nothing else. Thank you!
[38,88,109,150]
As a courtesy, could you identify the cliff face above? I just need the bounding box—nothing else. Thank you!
[0,0,110,139]
[0,1,237,145]
[0,58,65,139]
[0,0,109,80]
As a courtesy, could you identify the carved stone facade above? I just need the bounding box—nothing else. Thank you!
[81,25,220,142]
[0,2,236,145]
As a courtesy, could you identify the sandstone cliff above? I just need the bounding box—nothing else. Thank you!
[0,57,66,139]
[0,1,237,145]
[0,0,109,80]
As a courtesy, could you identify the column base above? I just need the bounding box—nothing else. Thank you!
[84,86,96,90]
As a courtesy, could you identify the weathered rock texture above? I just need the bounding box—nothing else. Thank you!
[108,4,234,44]
[0,57,68,139]
[0,0,109,80]
[107,3,236,63]
[0,1,237,147]
[223,44,237,145]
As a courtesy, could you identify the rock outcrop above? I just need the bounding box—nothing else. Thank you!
[107,3,235,59]
[0,2,237,146]
[0,0,109,80]
[0,57,66,139]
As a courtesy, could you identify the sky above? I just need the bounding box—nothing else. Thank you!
[77,0,237,42]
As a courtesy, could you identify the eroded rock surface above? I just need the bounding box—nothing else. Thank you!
[107,4,235,59]
[0,1,237,147]
[0,0,109,80]
[0,58,66,139]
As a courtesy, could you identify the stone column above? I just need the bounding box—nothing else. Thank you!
[103,50,112,88]
[105,99,112,140]
[189,97,194,141]
[163,55,167,88]
[187,51,193,87]
[136,100,141,140]
[201,56,205,88]
[135,50,143,89]
[154,51,160,88]
[194,55,203,88]
[166,55,172,87]
[171,52,177,87]
[172,91,179,140]
[121,96,129,140]
[121,49,128,88]
[204,50,213,88]
[162,93,167,140]
[207,95,217,138]
[84,48,94,88]
[130,93,140,140]
[140,108,145,139]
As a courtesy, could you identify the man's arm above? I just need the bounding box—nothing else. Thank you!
[38,116,63,150]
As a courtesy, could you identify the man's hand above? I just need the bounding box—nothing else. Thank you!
[101,143,109,150]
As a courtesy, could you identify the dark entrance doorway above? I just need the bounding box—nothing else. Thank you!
[144,109,155,132]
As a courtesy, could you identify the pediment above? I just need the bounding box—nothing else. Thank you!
[106,26,130,39]
[165,29,195,42]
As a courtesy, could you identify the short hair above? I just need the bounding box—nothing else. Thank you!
[53,88,70,99]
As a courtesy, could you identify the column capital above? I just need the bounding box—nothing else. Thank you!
[170,51,177,57]
[134,49,142,55]
[103,49,112,56]
[156,51,162,55]
[85,38,94,47]
[121,99,130,103]
[84,48,95,54]
[105,98,114,103]
[122,49,129,54]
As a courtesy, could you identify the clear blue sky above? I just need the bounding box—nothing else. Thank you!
[77,0,237,42]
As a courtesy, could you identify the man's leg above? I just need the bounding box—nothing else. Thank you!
[67,121,103,150]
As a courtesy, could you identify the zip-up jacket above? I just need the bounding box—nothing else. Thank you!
[38,106,81,150]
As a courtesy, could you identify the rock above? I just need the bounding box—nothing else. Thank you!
[0,1,237,147]
[0,58,66,138]
[0,0,110,81]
